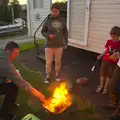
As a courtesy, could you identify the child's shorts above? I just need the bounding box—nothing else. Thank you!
[100,61,116,77]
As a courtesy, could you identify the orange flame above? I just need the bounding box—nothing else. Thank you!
[43,82,72,114]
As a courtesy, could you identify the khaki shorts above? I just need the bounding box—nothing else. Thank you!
[100,61,116,77]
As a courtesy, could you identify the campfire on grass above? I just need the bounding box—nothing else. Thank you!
[42,82,72,114]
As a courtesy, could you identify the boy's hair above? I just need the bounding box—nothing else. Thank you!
[110,26,120,37]
[51,3,60,11]
[4,41,19,52]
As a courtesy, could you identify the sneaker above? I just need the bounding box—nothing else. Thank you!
[103,88,108,95]
[96,86,103,92]
[56,75,61,82]
[45,76,50,84]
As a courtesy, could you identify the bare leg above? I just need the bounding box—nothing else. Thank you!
[54,48,63,77]
[103,76,110,94]
[45,48,54,83]
[96,76,105,92]
[100,76,105,88]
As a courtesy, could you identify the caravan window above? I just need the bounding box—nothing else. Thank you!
[33,0,43,9]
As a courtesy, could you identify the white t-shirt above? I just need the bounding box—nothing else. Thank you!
[117,59,120,67]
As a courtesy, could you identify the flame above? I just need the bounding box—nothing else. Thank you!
[43,82,72,114]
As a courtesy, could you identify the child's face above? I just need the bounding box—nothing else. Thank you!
[110,34,119,40]
[51,8,60,17]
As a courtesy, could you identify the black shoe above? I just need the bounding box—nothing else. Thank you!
[4,114,16,120]
[0,103,20,117]
[0,113,16,120]
[9,103,20,114]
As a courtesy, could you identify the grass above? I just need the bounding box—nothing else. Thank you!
[13,61,50,119]
[19,39,46,52]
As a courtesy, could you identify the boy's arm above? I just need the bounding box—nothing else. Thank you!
[100,50,107,57]
[101,40,110,56]
[41,21,49,39]
[5,63,45,102]
[97,50,107,59]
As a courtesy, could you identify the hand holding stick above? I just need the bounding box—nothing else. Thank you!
[91,59,101,72]
[91,60,98,72]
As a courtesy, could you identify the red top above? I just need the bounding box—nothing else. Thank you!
[102,39,120,63]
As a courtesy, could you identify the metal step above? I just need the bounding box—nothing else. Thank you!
[36,49,46,62]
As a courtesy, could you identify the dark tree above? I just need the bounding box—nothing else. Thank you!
[0,0,21,24]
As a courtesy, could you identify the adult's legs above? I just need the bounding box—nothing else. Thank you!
[45,48,54,76]
[45,48,54,83]
[109,66,120,106]
[103,66,120,109]
[0,82,19,119]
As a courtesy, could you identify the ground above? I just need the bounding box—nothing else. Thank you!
[16,46,114,120]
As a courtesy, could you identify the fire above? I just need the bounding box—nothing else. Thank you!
[42,82,72,114]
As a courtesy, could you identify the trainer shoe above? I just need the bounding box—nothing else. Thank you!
[103,88,108,95]
[56,75,61,82]
[96,86,103,92]
[45,75,51,84]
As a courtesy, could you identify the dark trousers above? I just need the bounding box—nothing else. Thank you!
[0,82,19,116]
[109,65,120,105]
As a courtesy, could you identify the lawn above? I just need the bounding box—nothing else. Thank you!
[8,40,101,120]
[19,39,46,52]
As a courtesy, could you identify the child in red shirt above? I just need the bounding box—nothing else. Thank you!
[96,26,120,95]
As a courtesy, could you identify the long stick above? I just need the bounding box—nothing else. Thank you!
[91,59,99,72]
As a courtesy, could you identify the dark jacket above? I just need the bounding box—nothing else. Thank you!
[41,15,68,48]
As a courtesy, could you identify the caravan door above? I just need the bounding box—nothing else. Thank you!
[28,0,52,38]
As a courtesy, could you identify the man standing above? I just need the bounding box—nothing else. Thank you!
[0,41,45,120]
[41,3,68,83]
